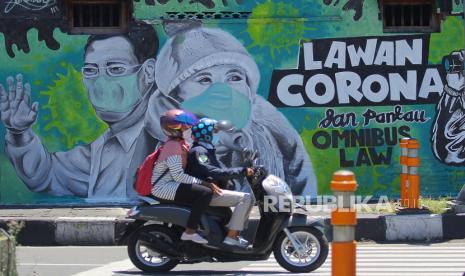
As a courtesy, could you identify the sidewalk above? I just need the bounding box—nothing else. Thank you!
[0,205,464,246]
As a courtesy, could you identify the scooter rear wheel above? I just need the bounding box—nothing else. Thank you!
[127,224,179,272]
[273,227,328,273]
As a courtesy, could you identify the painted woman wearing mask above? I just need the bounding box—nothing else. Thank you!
[145,25,317,196]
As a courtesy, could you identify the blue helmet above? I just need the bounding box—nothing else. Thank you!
[192,118,217,143]
[160,109,199,138]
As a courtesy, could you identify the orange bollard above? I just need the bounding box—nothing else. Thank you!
[406,139,420,209]
[399,138,410,207]
[331,170,357,276]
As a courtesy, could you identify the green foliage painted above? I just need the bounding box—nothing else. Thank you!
[429,17,464,64]
[36,64,107,150]
[247,0,308,59]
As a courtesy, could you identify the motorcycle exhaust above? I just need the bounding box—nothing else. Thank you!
[138,232,180,258]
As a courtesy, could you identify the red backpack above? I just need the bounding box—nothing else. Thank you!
[134,145,165,196]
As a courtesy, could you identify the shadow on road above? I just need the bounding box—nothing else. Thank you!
[114,270,289,276]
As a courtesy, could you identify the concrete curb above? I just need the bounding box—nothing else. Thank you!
[0,218,133,246]
[0,213,464,245]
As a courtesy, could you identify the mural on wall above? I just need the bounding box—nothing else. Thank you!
[0,0,67,58]
[0,0,464,204]
[0,20,318,200]
[145,23,317,196]
[0,0,368,58]
[0,21,161,202]
[322,0,365,20]
[134,0,366,20]
[269,35,445,169]
[134,0,244,8]
[432,50,465,165]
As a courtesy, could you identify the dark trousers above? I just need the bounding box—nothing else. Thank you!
[174,183,213,229]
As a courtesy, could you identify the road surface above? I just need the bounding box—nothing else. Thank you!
[17,242,465,276]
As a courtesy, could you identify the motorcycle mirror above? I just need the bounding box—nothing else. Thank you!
[242,148,259,167]
[215,120,236,133]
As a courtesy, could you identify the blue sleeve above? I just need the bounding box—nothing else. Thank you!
[188,148,246,181]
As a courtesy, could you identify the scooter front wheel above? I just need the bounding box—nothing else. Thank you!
[273,227,329,273]
[127,224,179,272]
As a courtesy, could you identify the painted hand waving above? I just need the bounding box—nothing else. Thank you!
[0,74,39,134]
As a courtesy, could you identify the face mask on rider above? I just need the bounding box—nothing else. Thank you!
[181,82,252,130]
[182,128,193,144]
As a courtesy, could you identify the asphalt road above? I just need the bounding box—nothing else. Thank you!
[17,241,465,276]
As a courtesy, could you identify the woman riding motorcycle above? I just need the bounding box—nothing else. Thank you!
[151,109,215,244]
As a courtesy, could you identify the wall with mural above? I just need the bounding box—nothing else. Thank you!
[0,0,464,204]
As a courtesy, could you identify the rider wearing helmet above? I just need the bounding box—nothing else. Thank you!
[186,118,255,247]
[151,109,216,244]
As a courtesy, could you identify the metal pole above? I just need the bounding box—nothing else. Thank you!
[406,139,420,209]
[331,170,357,276]
[400,138,410,207]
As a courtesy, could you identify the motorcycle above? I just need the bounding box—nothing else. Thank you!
[124,149,329,273]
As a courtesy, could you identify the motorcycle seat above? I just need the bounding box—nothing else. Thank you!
[154,198,232,220]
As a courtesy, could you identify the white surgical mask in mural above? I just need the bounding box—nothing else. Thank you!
[181,82,252,130]
[173,64,252,129]
[83,64,144,113]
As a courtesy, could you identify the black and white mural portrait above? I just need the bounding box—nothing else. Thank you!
[432,50,465,165]
[145,23,318,196]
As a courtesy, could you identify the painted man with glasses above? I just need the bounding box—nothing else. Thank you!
[0,22,160,202]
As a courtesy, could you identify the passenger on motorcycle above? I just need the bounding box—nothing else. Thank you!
[186,118,255,248]
[151,109,216,244]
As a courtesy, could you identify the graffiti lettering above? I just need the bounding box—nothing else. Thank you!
[312,126,410,167]
[362,106,429,126]
[340,147,392,167]
[319,108,358,128]
[312,126,410,149]
[273,69,443,107]
[303,38,423,69]
[318,106,428,129]
[4,0,57,13]
[269,35,446,107]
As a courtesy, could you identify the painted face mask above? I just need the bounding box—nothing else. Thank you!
[83,68,142,113]
[181,82,252,130]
